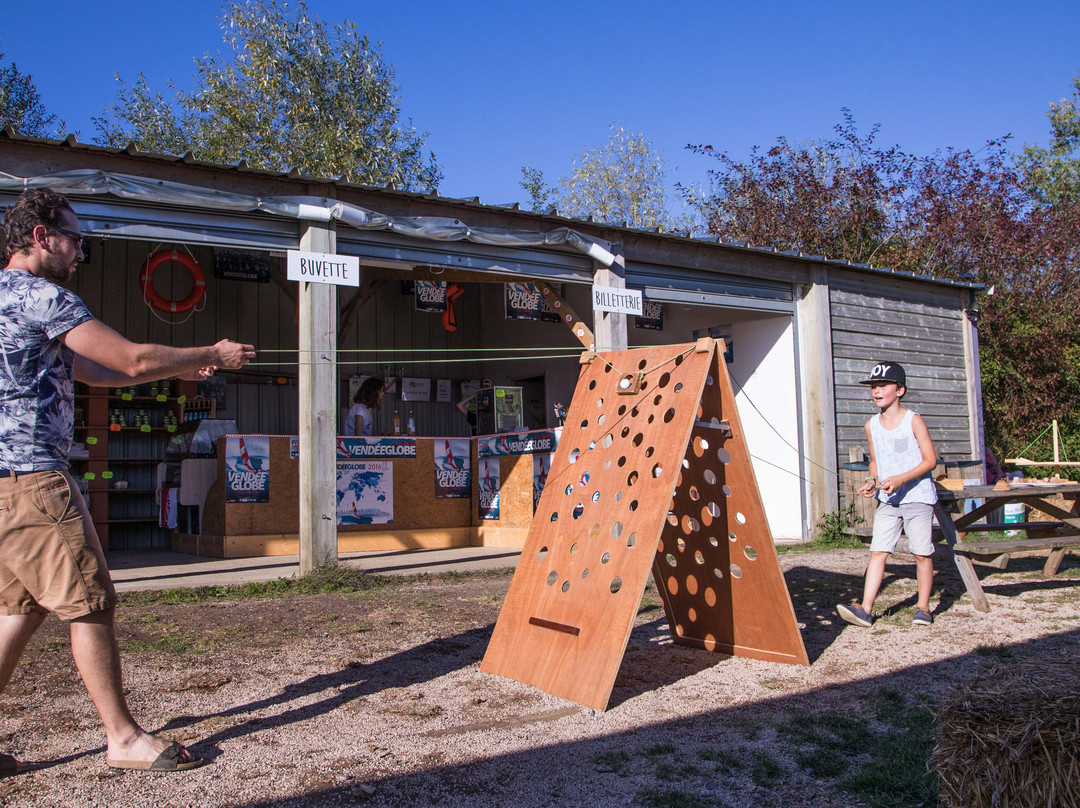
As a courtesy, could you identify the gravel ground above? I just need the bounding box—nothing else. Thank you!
[1,547,1078,808]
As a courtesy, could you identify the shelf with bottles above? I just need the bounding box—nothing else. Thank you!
[179,396,216,422]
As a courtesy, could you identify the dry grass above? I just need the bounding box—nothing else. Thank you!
[933,657,1080,807]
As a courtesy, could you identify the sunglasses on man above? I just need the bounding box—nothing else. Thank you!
[45,225,89,254]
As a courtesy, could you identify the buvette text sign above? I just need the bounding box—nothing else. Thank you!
[287,250,360,287]
[592,285,643,315]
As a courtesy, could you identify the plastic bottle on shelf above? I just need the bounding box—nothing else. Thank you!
[392,410,401,435]
[407,409,416,436]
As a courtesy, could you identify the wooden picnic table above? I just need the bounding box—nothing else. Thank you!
[933,481,1080,612]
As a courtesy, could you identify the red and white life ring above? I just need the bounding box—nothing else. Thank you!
[140,249,205,314]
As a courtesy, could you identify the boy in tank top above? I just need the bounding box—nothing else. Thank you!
[837,361,938,627]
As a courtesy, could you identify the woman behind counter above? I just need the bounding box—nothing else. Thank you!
[345,377,385,436]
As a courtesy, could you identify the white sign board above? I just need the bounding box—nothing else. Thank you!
[592,285,643,316]
[287,250,360,287]
[400,377,432,402]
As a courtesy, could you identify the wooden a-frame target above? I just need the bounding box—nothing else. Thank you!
[481,338,808,711]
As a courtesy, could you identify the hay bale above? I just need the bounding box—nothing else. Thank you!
[933,657,1080,807]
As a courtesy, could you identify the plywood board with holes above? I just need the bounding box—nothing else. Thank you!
[481,339,807,711]
[653,348,809,666]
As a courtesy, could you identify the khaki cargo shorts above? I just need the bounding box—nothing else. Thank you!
[0,469,116,620]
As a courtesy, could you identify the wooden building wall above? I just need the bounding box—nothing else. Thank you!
[830,273,975,509]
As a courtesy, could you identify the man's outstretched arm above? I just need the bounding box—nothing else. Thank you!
[63,318,254,386]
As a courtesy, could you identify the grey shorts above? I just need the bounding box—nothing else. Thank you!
[869,501,935,556]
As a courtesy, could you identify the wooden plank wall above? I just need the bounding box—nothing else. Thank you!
[829,275,973,513]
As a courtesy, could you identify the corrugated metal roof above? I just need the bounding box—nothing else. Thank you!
[0,126,982,291]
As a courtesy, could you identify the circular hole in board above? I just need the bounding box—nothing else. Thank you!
[579,419,588,430]
[547,571,558,586]
[597,413,606,426]
[723,485,732,497]
[588,379,597,390]
[717,447,731,464]
[614,490,623,503]
[708,536,719,547]
[538,546,549,561]
[626,533,637,548]
[601,552,611,564]
[570,542,579,555]
[704,469,717,485]
[730,564,743,579]
[689,486,700,501]
[618,404,627,416]
[645,446,655,458]
[676,537,686,551]
[638,359,648,370]
[714,568,724,580]
[610,577,623,594]
[674,382,683,393]
[736,512,747,524]
[664,408,677,424]
[627,470,639,486]
[633,433,644,447]
[569,449,580,464]
[652,463,663,478]
[744,546,758,561]
[653,394,663,407]
[592,490,601,502]
[729,531,738,542]
[602,434,614,448]
[581,568,590,579]
[658,372,671,388]
[618,456,627,467]
[588,524,601,541]
[628,499,639,512]
[610,521,624,539]
[562,580,571,592]
[596,397,604,408]
[550,512,559,522]
[564,484,573,496]
[572,504,584,519]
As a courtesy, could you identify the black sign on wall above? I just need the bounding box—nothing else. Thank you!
[214,249,270,283]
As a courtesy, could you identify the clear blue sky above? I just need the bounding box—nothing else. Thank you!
[2,0,1078,207]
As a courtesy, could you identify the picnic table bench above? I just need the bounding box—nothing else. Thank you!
[855,482,1080,612]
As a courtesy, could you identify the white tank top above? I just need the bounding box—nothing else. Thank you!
[870,409,937,506]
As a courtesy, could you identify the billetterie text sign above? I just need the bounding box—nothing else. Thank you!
[287,249,360,287]
[592,285,643,316]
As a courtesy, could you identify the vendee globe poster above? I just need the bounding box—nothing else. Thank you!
[434,439,471,498]
[225,436,270,503]
[336,461,394,525]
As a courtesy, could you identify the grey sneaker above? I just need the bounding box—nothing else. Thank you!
[913,609,933,626]
[836,603,874,627]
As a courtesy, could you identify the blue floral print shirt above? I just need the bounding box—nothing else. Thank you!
[0,269,94,471]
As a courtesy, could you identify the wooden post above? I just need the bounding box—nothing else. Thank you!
[796,269,838,538]
[592,250,628,350]
[298,222,338,574]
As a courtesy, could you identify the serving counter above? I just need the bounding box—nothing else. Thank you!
[171,432,555,558]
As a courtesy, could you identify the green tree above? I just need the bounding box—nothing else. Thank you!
[521,124,692,232]
[688,112,1080,464]
[1019,72,1080,205]
[95,0,440,192]
[0,52,63,137]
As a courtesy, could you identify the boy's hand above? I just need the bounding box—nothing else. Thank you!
[879,476,902,495]
[858,478,879,497]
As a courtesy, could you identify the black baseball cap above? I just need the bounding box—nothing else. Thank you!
[860,362,906,387]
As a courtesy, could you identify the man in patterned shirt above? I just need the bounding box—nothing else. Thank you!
[0,189,255,773]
